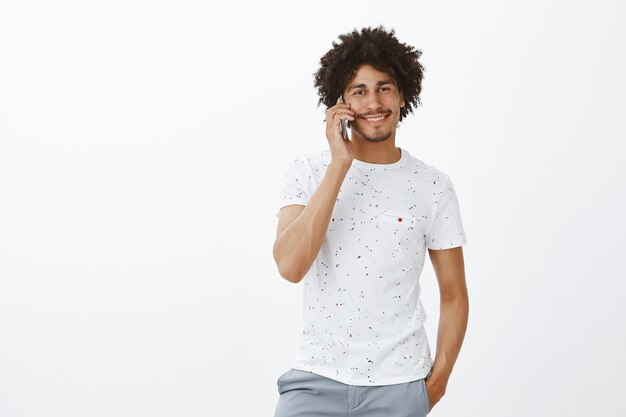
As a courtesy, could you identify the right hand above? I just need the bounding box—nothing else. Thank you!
[325,96,355,165]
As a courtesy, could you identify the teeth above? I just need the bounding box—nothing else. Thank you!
[365,115,386,122]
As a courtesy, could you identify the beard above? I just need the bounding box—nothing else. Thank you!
[352,126,392,142]
[349,119,394,142]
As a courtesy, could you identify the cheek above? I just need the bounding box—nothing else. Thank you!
[346,100,363,111]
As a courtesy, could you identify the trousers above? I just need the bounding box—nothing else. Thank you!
[273,368,431,417]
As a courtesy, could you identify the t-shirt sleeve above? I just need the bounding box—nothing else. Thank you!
[425,175,468,249]
[275,156,310,218]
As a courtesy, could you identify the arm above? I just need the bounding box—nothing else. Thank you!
[273,160,351,283]
[424,246,469,411]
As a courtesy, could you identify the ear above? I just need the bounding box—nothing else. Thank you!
[399,91,405,108]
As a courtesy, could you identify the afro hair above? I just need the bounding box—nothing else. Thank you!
[313,25,425,122]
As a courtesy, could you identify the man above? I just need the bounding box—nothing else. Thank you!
[272,26,468,417]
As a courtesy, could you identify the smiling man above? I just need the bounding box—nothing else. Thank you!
[345,68,402,143]
[272,26,469,417]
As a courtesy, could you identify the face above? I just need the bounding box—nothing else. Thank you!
[342,64,405,142]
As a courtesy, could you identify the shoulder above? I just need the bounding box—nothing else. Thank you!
[282,149,329,177]
[305,149,331,166]
[291,149,330,170]
[406,153,450,188]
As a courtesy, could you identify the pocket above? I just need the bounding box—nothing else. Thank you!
[379,209,417,226]
[277,369,313,395]
[376,209,418,263]
[422,378,431,414]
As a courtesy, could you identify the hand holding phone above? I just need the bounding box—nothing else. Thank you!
[325,95,355,165]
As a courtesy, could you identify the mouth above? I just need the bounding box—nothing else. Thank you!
[361,113,391,126]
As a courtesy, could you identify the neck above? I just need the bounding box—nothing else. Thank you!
[349,130,401,164]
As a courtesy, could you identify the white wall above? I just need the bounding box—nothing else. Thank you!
[1,1,624,416]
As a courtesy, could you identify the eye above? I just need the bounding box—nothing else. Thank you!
[353,90,365,95]
[379,86,391,92]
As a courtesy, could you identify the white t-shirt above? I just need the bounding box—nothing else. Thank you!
[275,146,468,386]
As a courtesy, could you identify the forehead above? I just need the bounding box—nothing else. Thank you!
[345,64,397,88]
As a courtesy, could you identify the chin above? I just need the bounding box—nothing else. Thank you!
[368,133,392,142]
[358,129,393,142]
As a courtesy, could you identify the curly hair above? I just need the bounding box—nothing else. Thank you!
[313,25,425,122]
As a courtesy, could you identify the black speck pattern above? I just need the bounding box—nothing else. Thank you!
[275,147,467,386]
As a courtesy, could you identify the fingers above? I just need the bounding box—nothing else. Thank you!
[335,96,351,108]
[327,106,352,118]
[327,101,354,121]
[334,110,355,121]
[325,98,354,137]
[330,96,352,111]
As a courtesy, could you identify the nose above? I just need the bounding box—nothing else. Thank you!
[365,92,383,111]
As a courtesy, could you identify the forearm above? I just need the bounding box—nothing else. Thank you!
[429,294,469,387]
[274,160,351,282]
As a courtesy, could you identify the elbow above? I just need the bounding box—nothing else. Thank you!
[276,258,308,283]
[273,250,305,284]
[279,268,304,284]
[276,259,305,283]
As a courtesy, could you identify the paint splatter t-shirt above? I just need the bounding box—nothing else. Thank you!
[275,146,468,386]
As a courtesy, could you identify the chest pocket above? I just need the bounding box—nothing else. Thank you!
[376,209,419,266]
[379,209,417,226]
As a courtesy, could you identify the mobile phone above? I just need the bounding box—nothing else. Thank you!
[339,96,349,139]
[340,118,348,139]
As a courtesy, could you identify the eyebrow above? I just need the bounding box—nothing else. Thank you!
[347,79,395,91]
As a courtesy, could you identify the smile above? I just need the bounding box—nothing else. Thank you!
[362,113,390,125]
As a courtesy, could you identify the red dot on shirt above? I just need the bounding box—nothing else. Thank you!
[398,217,403,222]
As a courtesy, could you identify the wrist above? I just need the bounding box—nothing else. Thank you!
[329,159,352,170]
[426,363,451,386]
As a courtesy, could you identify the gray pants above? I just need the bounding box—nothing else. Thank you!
[273,368,430,417]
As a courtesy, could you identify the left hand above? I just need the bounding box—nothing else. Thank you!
[424,376,446,413]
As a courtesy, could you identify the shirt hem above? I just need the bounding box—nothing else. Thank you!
[426,237,468,250]
[290,363,433,386]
